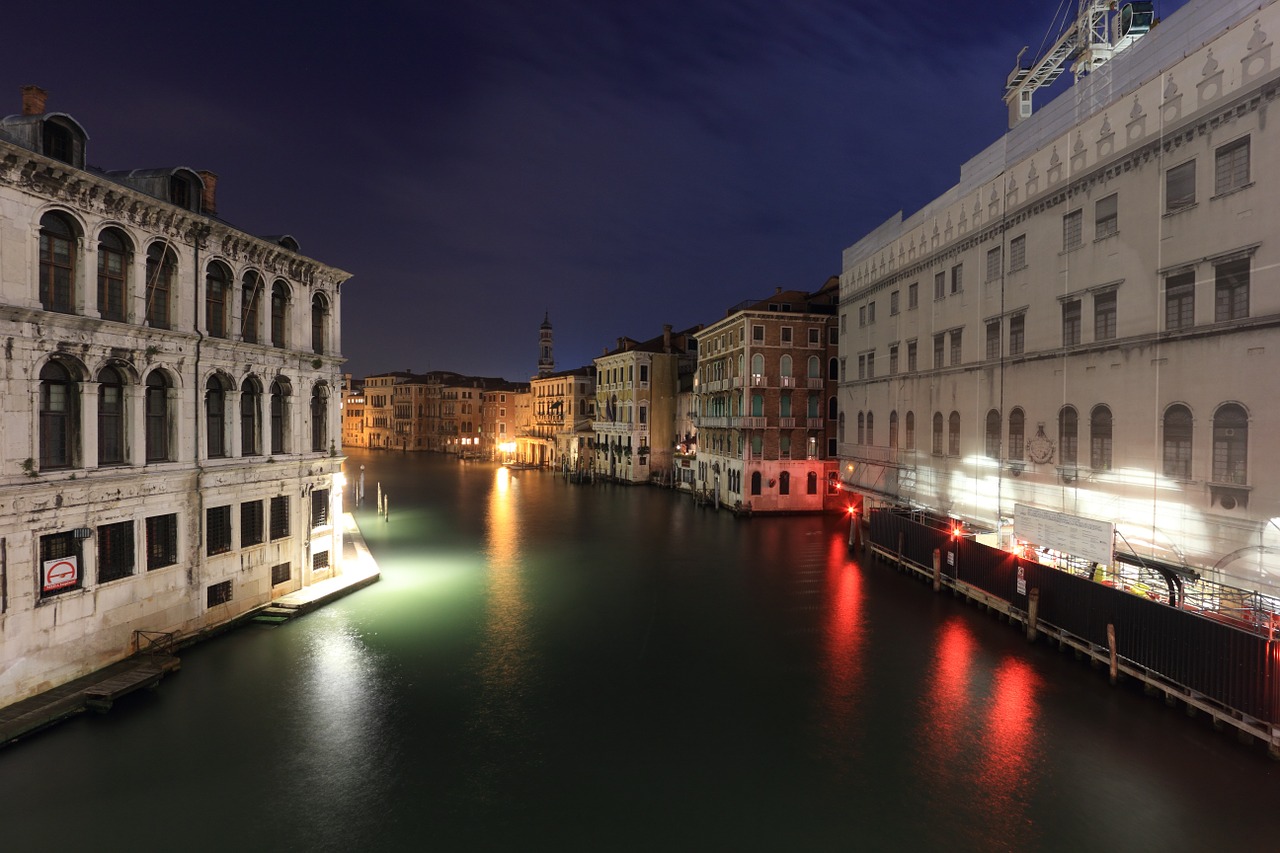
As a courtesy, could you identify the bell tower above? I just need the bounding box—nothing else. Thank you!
[538,312,554,376]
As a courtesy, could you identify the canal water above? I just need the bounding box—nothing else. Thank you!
[2,448,1277,851]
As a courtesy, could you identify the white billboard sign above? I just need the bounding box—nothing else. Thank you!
[1013,504,1115,565]
[42,555,79,593]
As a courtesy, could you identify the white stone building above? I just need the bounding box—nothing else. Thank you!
[0,87,351,706]
[838,0,1280,597]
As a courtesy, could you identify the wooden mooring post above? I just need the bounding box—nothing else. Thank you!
[1107,623,1118,685]
[1026,588,1040,642]
[932,549,941,593]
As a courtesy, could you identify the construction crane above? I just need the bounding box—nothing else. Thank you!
[1004,1,1155,128]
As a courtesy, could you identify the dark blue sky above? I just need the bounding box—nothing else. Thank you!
[6,0,1187,380]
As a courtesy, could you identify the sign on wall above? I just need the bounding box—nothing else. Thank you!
[42,556,79,593]
[1014,504,1114,565]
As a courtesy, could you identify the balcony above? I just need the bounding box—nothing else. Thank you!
[778,417,796,428]
[741,417,766,429]
[750,374,767,387]
[806,378,824,389]
[696,416,732,429]
[779,376,797,388]
[805,417,825,429]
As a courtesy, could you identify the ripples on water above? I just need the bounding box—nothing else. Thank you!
[1,450,1277,852]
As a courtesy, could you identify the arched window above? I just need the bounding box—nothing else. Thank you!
[39,361,78,469]
[751,471,762,495]
[1008,408,1025,462]
[827,396,837,420]
[985,409,1001,458]
[948,411,961,456]
[839,412,847,443]
[145,371,171,463]
[905,411,915,451]
[751,353,764,380]
[1059,406,1078,465]
[242,272,263,344]
[97,228,130,322]
[807,471,818,494]
[1162,405,1192,479]
[241,377,262,456]
[1212,403,1248,484]
[889,410,899,448]
[808,356,821,378]
[779,471,790,495]
[866,412,875,445]
[98,366,125,466]
[206,376,228,458]
[827,357,838,381]
[311,384,328,452]
[807,394,820,419]
[751,393,764,417]
[750,433,763,458]
[1090,405,1113,470]
[271,281,290,348]
[145,243,176,329]
[856,412,865,444]
[205,262,231,338]
[39,212,77,314]
[779,354,792,379]
[932,412,944,455]
[780,393,792,418]
[311,293,329,354]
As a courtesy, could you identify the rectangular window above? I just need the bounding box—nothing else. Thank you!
[1062,300,1081,346]
[934,272,945,301]
[1165,272,1195,330]
[859,306,866,327]
[313,550,331,572]
[808,327,819,346]
[1095,194,1118,239]
[866,353,875,378]
[752,324,764,342]
[97,520,134,583]
[950,264,963,294]
[1063,209,1083,251]
[855,356,863,381]
[241,500,264,547]
[1215,137,1250,195]
[781,327,792,344]
[1009,314,1025,356]
[985,247,1002,282]
[1094,291,1117,341]
[890,291,899,315]
[311,489,330,528]
[907,341,917,372]
[1166,161,1195,212]
[828,326,837,345]
[908,282,918,309]
[271,562,292,586]
[40,531,81,597]
[1009,234,1026,271]
[949,329,962,366]
[146,514,178,570]
[868,302,876,324]
[270,495,290,540]
[207,580,232,608]
[933,334,945,368]
[986,320,1001,359]
[1214,259,1249,322]
[889,345,899,375]
[207,505,232,556]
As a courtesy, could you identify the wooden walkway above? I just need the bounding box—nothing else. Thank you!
[0,654,181,747]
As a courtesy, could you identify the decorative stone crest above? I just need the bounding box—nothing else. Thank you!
[1027,423,1054,465]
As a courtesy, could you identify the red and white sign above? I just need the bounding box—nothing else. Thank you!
[42,556,79,593]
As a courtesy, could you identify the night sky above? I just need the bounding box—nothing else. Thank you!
[8,0,1188,381]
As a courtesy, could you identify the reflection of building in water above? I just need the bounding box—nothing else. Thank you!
[0,85,350,706]
[839,0,1280,598]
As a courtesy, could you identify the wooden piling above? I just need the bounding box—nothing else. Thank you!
[1107,623,1118,685]
[1026,588,1040,642]
[932,549,941,593]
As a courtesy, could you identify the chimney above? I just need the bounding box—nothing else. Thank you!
[21,85,47,116]
[775,286,782,295]
[663,324,672,352]
[617,337,625,352]
[197,170,218,215]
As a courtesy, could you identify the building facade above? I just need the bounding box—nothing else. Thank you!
[522,368,594,470]
[0,86,350,705]
[592,325,700,484]
[693,282,842,512]
[838,0,1280,597]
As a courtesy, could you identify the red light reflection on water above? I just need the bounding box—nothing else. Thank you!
[918,618,1043,847]
[816,536,865,767]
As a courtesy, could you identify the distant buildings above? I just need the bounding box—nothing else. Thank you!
[0,86,350,705]
[837,0,1280,597]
